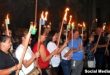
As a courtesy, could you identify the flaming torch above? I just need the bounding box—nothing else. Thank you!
[5,14,10,36]
[57,8,70,46]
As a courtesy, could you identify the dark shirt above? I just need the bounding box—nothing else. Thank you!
[94,35,107,53]
[0,50,19,75]
[85,43,94,60]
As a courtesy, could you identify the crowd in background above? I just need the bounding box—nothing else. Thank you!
[0,25,110,75]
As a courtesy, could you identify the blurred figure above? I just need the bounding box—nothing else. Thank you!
[104,29,110,68]
[15,28,39,75]
[0,35,20,75]
[2,29,14,53]
[85,35,96,68]
[61,31,71,75]
[65,29,84,75]
[93,27,107,68]
[33,29,57,75]
[46,31,68,75]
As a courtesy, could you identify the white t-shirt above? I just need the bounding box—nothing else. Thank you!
[47,41,60,67]
[15,44,35,75]
[61,47,70,60]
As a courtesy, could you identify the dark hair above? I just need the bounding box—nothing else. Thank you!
[40,26,48,35]
[19,28,29,38]
[73,29,79,34]
[13,28,29,45]
[0,35,10,43]
[44,30,57,46]
[47,31,56,41]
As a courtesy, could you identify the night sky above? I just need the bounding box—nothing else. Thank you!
[0,0,110,31]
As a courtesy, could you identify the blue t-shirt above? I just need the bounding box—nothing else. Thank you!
[68,38,84,61]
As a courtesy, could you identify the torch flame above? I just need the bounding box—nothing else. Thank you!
[41,11,44,19]
[5,14,10,25]
[65,8,69,12]
[63,8,70,21]
[103,25,106,31]
[71,22,74,29]
[78,23,82,27]
[83,22,86,28]
[68,15,72,25]
[95,18,98,22]
[44,11,48,21]
[6,14,9,19]
[103,22,106,31]
[71,22,74,26]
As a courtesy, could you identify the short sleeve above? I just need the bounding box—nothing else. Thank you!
[68,40,73,49]
[15,45,24,62]
[79,38,82,44]
[47,42,57,53]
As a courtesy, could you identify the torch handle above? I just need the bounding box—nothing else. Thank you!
[93,32,101,53]
[105,39,110,56]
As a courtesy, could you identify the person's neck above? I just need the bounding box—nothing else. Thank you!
[1,49,9,54]
[73,37,78,40]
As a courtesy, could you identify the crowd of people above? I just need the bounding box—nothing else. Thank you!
[0,25,110,75]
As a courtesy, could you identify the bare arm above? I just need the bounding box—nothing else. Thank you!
[64,41,84,57]
[0,65,18,75]
[22,54,36,68]
[57,40,68,54]
[97,44,107,48]
[64,48,77,57]
[92,43,107,53]
[16,26,32,75]
[39,44,56,62]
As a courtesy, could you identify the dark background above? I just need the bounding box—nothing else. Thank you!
[0,0,110,31]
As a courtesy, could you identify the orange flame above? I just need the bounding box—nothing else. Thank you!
[71,22,74,29]
[41,11,45,19]
[83,22,86,28]
[63,8,69,21]
[6,14,9,19]
[78,23,82,27]
[44,11,48,21]
[103,25,106,30]
[5,14,10,24]
[68,15,72,25]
